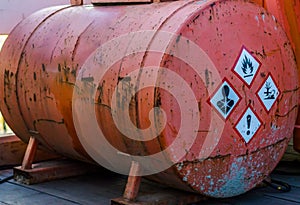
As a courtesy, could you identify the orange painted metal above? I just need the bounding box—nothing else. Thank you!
[21,136,38,170]
[0,0,299,197]
[251,0,300,153]
[123,161,141,201]
[251,0,300,58]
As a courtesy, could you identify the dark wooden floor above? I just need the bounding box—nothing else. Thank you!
[0,159,299,205]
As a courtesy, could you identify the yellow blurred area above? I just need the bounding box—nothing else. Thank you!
[0,34,13,135]
[0,35,8,50]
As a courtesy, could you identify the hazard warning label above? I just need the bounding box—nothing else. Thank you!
[257,74,280,112]
[235,107,261,144]
[209,80,240,120]
[233,47,261,87]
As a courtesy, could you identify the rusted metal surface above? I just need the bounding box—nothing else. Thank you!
[123,161,141,201]
[251,0,300,153]
[0,5,71,153]
[251,0,300,59]
[0,0,298,198]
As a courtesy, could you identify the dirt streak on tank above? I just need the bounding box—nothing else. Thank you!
[0,0,298,197]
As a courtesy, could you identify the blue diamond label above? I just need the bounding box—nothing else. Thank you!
[257,75,280,112]
[210,81,240,119]
[235,107,261,144]
[233,47,261,86]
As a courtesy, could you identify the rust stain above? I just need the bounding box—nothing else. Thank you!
[0,0,298,197]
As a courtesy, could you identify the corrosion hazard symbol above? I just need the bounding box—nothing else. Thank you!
[257,74,280,112]
[233,47,261,87]
[235,107,261,144]
[209,80,240,120]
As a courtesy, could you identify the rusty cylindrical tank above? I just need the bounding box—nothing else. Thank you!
[0,0,298,197]
[251,0,300,153]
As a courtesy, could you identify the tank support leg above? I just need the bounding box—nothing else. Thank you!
[21,136,38,170]
[123,161,141,201]
[14,136,98,184]
[111,160,205,204]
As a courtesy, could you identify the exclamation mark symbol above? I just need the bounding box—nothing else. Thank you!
[246,114,251,135]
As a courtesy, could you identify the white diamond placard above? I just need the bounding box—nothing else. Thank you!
[235,107,261,144]
[233,47,261,87]
[257,74,280,112]
[209,80,240,120]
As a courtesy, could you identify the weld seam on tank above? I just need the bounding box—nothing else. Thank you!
[16,6,73,145]
[71,21,95,62]
[0,5,72,145]
[1,0,299,198]
[135,0,196,156]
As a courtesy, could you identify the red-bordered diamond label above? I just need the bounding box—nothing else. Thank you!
[208,79,241,120]
[234,107,261,144]
[256,74,280,112]
[232,46,261,87]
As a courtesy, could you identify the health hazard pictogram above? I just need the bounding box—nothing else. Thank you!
[209,80,240,120]
[257,74,280,112]
[233,47,261,87]
[235,107,261,144]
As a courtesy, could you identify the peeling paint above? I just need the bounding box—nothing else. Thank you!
[0,0,298,198]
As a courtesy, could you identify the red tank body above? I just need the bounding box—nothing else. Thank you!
[251,0,300,153]
[0,0,298,197]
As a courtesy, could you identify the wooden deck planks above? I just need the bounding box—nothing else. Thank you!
[271,174,300,188]
[0,157,299,205]
[0,170,299,205]
[17,170,125,205]
[200,196,300,205]
[0,182,78,205]
[263,187,300,204]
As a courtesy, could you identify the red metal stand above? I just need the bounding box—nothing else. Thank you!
[111,161,205,205]
[123,161,141,201]
[21,136,37,170]
[14,136,98,185]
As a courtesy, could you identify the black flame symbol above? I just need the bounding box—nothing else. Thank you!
[241,55,254,78]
